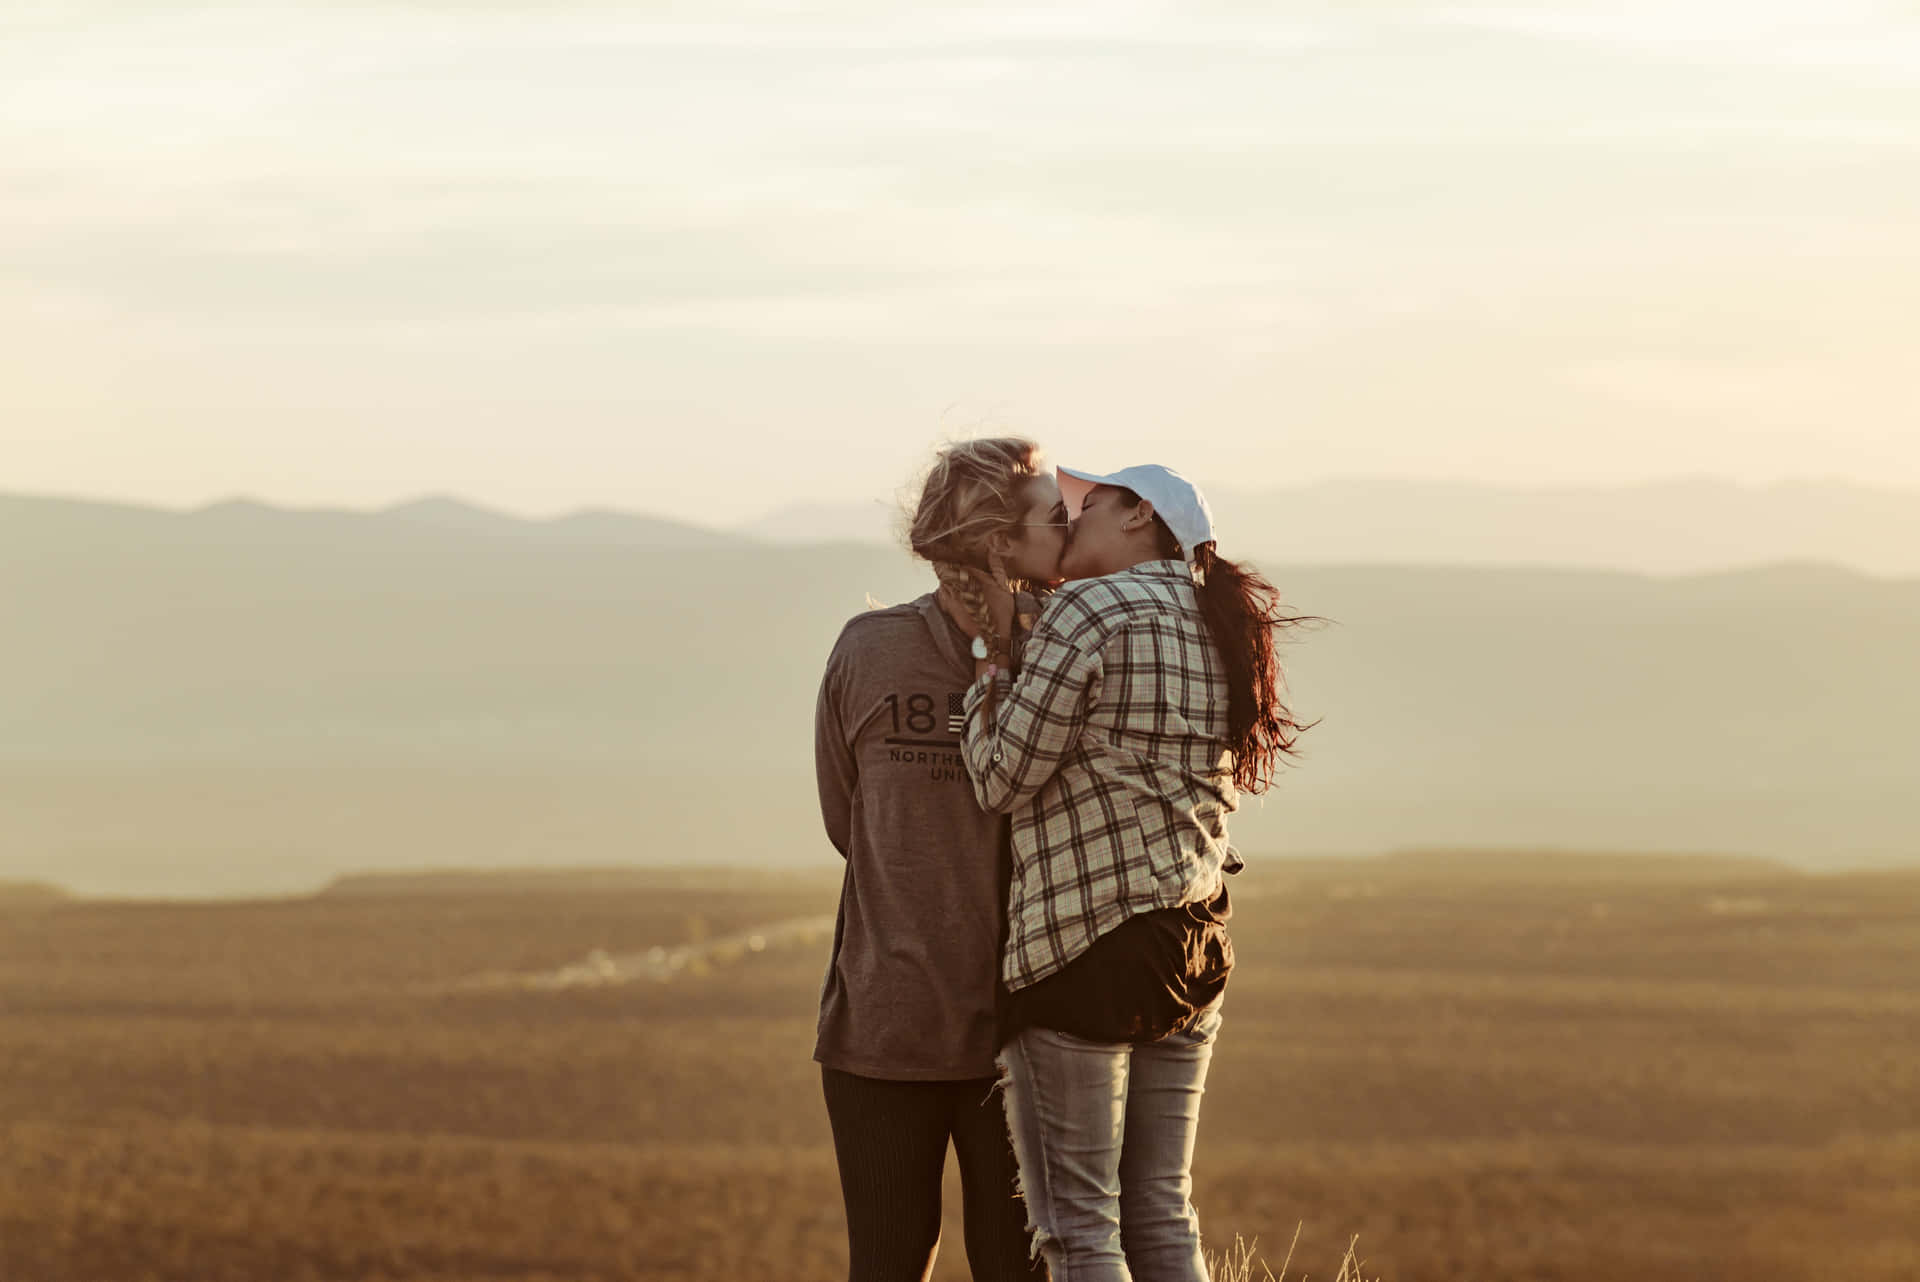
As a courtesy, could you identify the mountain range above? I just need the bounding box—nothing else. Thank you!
[17,474,1917,575]
[2,489,1914,897]
[743,476,1920,577]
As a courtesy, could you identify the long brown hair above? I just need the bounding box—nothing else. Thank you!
[905,436,1046,662]
[1118,487,1318,794]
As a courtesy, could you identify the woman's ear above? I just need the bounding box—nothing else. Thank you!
[1128,499,1157,532]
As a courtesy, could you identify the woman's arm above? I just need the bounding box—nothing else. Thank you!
[813,644,857,859]
[960,621,1103,814]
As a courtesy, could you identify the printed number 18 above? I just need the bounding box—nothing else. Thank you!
[883,693,938,734]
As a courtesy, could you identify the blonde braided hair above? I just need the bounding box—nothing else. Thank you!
[907,437,1051,715]
[932,560,1004,660]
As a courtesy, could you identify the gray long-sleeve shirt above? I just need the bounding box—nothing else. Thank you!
[813,592,1011,1080]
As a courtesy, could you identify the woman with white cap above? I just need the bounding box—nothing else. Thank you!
[945,463,1311,1282]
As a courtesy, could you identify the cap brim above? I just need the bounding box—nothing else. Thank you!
[1056,466,1113,519]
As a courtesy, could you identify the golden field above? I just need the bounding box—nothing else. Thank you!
[3,853,1917,1282]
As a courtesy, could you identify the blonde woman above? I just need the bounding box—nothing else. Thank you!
[812,437,1070,1281]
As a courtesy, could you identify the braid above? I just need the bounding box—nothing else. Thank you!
[933,561,1003,659]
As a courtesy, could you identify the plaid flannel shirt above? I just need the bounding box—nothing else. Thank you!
[962,559,1243,991]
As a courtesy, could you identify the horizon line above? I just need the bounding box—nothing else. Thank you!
[6,470,1918,532]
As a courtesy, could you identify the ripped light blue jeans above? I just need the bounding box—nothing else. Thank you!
[995,1002,1223,1282]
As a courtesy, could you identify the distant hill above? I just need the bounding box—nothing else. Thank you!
[0,491,748,551]
[736,498,905,545]
[2,491,1915,896]
[318,865,835,897]
[1339,848,1795,886]
[0,880,69,904]
[741,477,1920,578]
[16,480,1919,574]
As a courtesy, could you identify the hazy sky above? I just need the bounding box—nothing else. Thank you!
[5,1,1916,526]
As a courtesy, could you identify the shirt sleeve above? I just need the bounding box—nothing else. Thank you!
[961,620,1103,814]
[813,642,857,859]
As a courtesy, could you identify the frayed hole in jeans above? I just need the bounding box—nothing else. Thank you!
[993,1051,1053,1268]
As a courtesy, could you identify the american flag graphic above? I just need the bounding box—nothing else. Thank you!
[947,692,966,736]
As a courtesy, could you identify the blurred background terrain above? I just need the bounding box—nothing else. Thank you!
[5,489,1916,897]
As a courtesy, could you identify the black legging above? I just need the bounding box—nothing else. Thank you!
[821,1066,1047,1282]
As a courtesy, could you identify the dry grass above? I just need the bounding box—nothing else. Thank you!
[1208,1227,1377,1282]
[3,853,1918,1281]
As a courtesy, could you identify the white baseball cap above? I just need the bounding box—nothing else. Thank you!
[1057,463,1217,564]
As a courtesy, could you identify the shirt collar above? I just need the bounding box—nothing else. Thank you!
[1116,558,1196,583]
